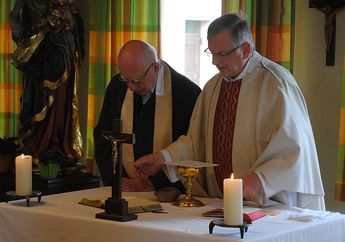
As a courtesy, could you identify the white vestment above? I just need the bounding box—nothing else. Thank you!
[165,51,325,210]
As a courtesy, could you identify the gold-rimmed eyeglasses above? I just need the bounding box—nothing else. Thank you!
[204,45,242,61]
[120,63,154,84]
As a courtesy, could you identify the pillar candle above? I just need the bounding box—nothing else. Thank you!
[223,173,243,225]
[15,154,32,196]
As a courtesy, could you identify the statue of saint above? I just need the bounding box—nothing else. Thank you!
[10,0,85,162]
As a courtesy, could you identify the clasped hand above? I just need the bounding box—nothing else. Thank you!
[122,177,154,192]
[134,152,165,178]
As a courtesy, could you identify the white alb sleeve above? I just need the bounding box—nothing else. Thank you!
[160,150,180,183]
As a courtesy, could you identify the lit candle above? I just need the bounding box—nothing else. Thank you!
[223,173,243,225]
[15,154,32,196]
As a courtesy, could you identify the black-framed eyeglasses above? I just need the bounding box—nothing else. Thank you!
[120,63,154,84]
[204,44,242,61]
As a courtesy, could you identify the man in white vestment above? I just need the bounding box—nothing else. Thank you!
[135,14,325,210]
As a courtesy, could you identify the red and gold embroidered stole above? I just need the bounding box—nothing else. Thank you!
[212,79,242,192]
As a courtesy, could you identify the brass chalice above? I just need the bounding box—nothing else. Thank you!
[173,166,204,207]
[166,160,218,208]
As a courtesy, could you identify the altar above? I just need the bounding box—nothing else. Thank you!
[0,186,344,242]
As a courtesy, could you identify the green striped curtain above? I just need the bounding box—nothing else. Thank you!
[86,0,160,168]
[0,0,21,138]
[336,56,345,201]
[222,0,295,71]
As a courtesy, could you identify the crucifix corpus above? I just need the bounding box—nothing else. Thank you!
[309,1,345,66]
[96,119,137,222]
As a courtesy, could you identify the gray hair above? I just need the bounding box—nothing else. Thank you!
[207,13,255,50]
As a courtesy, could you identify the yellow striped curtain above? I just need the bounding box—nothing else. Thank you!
[0,0,21,137]
[337,56,345,201]
[222,0,294,71]
[86,0,160,166]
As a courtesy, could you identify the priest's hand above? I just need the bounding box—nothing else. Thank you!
[122,177,154,192]
[134,152,165,178]
[243,172,262,201]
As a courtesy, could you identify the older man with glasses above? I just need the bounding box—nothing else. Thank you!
[135,14,325,210]
[94,40,201,192]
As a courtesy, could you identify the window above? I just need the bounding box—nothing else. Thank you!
[161,0,221,88]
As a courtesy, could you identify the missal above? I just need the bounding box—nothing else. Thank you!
[78,196,163,214]
[202,206,266,221]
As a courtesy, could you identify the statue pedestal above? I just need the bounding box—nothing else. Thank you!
[0,172,100,202]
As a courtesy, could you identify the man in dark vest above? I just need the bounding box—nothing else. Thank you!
[94,40,201,192]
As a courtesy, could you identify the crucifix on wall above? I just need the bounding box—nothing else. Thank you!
[309,1,345,66]
[95,119,137,222]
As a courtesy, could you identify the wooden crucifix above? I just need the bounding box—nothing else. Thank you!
[310,1,345,66]
[96,119,137,222]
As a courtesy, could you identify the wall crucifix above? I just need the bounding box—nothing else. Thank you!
[309,1,345,66]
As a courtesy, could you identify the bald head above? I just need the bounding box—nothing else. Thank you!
[118,40,158,69]
[117,40,159,96]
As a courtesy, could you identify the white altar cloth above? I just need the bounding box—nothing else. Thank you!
[0,186,344,242]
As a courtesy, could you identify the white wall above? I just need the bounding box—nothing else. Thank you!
[294,0,345,212]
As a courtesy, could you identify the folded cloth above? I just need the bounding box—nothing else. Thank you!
[287,209,339,222]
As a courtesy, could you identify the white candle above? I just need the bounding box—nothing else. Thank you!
[223,173,243,225]
[15,154,32,196]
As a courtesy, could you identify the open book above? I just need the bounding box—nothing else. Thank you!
[79,196,163,214]
[202,206,266,221]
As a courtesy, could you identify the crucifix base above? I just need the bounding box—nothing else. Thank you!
[96,198,137,222]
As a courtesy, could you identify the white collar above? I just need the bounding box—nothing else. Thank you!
[155,60,164,96]
[224,51,261,82]
[142,60,164,104]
